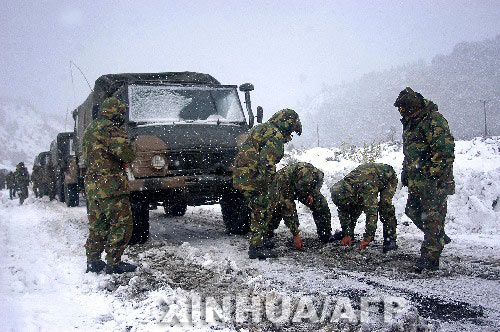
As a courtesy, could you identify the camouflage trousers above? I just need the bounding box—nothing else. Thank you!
[85,194,133,264]
[269,192,332,241]
[242,184,278,247]
[18,186,28,204]
[33,183,41,198]
[9,187,16,199]
[405,189,448,261]
[335,202,397,241]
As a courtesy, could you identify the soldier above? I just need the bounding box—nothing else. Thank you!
[268,162,333,249]
[14,162,30,205]
[233,108,302,259]
[7,171,16,199]
[32,164,43,198]
[330,163,398,253]
[83,97,136,274]
[394,87,455,272]
[43,159,57,201]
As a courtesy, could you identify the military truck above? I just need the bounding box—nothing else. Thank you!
[71,71,262,244]
[49,132,79,207]
[33,151,51,197]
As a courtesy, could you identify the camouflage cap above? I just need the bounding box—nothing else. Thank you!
[269,108,302,136]
[100,97,127,119]
[394,87,422,109]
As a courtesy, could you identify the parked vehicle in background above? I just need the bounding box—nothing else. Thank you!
[33,151,51,197]
[49,132,79,207]
[70,71,263,244]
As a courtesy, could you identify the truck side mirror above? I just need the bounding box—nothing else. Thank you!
[256,106,263,124]
[239,83,255,128]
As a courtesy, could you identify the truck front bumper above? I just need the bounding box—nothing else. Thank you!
[128,174,232,192]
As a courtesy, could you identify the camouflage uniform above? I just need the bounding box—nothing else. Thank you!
[269,162,332,242]
[31,165,42,198]
[14,162,30,205]
[233,109,302,254]
[330,163,398,243]
[83,97,136,267]
[7,171,16,199]
[43,160,57,201]
[395,87,455,267]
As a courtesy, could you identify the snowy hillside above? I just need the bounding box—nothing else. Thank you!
[0,137,499,331]
[0,98,65,170]
[297,35,500,148]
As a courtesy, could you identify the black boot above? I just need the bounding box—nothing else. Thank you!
[443,233,452,245]
[319,233,336,243]
[332,230,344,241]
[248,245,278,260]
[105,261,138,274]
[263,236,275,249]
[86,260,106,273]
[414,257,439,273]
[383,238,398,253]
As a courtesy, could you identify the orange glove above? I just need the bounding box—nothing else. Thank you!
[293,234,304,250]
[358,241,371,250]
[340,235,352,246]
[306,194,314,206]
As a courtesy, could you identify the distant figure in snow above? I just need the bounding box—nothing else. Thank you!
[394,87,455,273]
[14,162,29,205]
[7,171,16,199]
[330,163,398,253]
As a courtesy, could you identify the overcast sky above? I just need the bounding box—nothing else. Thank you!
[1,0,499,124]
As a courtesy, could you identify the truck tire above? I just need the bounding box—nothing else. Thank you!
[221,191,250,235]
[64,183,79,207]
[163,201,187,217]
[128,196,150,245]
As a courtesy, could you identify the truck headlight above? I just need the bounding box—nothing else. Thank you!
[151,155,166,169]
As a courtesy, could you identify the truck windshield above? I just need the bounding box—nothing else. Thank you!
[128,85,246,124]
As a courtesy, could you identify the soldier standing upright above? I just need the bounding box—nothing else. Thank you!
[268,162,333,249]
[233,109,302,259]
[330,163,398,253]
[7,171,16,199]
[83,97,136,274]
[31,164,42,198]
[394,87,455,272]
[14,162,30,205]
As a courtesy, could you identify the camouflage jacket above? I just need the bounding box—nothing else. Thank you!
[276,162,330,235]
[401,100,455,195]
[83,118,135,199]
[6,172,16,188]
[330,163,397,241]
[233,123,286,192]
[14,165,30,188]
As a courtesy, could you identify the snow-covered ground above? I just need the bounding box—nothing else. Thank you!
[0,137,499,331]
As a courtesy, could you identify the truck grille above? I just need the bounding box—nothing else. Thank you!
[166,149,236,175]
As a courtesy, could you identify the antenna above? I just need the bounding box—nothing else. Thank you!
[70,61,93,93]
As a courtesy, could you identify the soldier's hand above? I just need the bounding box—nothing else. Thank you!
[358,240,371,250]
[340,235,352,246]
[293,234,304,250]
[306,194,314,206]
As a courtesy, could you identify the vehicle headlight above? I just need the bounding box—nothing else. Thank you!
[151,155,166,169]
